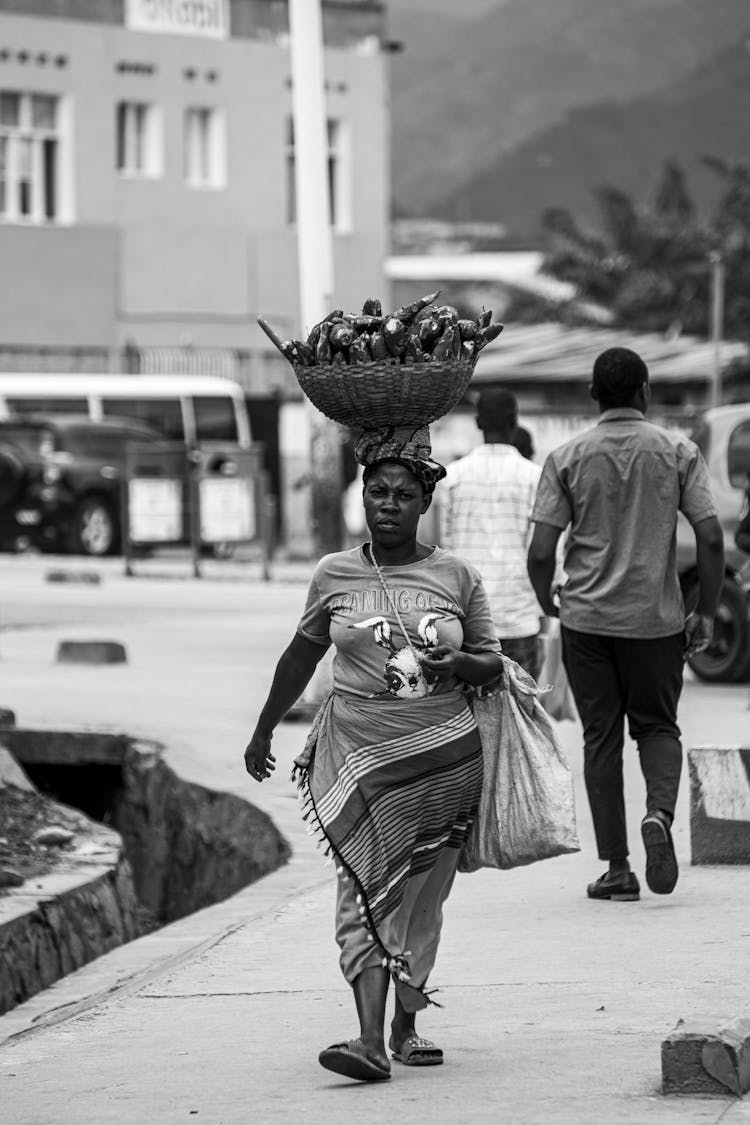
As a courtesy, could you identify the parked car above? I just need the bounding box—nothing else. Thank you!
[0,415,166,556]
[677,403,750,683]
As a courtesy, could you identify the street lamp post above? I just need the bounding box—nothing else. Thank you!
[288,0,343,556]
[709,250,726,410]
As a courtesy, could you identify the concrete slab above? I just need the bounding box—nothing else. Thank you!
[689,747,750,864]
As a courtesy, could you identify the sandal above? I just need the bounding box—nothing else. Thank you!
[319,1038,391,1082]
[390,1034,444,1066]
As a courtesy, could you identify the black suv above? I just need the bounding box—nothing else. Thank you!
[0,415,165,556]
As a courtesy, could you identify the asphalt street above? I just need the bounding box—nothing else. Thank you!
[0,551,749,1124]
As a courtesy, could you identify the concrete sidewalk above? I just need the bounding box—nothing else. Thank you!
[0,556,749,1123]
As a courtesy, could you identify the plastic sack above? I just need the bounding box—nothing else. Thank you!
[459,656,580,872]
[538,620,577,723]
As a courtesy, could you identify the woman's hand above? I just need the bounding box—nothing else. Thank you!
[419,644,465,683]
[244,730,276,783]
[421,645,503,687]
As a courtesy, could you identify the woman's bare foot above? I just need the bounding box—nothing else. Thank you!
[389,1016,416,1056]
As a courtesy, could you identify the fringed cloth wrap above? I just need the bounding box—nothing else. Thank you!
[293,688,483,1011]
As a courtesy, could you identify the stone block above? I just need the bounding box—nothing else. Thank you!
[45,570,101,585]
[688,747,750,865]
[34,825,75,846]
[55,640,128,665]
[662,1018,750,1097]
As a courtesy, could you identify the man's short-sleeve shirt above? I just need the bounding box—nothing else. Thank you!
[531,409,717,638]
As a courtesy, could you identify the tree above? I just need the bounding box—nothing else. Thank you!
[532,159,750,343]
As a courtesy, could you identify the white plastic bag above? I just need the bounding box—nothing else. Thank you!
[459,656,580,872]
[538,619,578,723]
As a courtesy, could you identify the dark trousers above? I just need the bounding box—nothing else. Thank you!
[561,627,684,861]
[499,634,543,681]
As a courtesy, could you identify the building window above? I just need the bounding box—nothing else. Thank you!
[0,90,60,222]
[101,397,184,440]
[193,395,238,443]
[284,116,294,225]
[285,115,350,230]
[183,106,225,189]
[116,100,161,177]
[325,118,350,231]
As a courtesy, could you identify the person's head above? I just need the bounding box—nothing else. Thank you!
[476,388,518,443]
[362,460,432,548]
[511,424,535,460]
[355,424,445,549]
[591,347,650,412]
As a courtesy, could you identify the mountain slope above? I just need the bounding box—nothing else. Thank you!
[439,38,750,237]
[387,0,750,218]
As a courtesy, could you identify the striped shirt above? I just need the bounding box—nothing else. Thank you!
[442,444,543,638]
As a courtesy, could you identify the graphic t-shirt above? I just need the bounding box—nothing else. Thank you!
[297,545,501,700]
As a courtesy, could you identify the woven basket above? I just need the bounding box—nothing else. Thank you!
[293,357,477,429]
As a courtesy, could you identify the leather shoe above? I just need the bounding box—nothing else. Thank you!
[587,870,640,901]
[641,811,678,894]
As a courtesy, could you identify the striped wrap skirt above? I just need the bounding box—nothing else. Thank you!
[293,688,483,1011]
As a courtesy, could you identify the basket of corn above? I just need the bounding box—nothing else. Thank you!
[257,292,503,429]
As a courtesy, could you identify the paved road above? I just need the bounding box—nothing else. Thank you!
[0,552,749,1123]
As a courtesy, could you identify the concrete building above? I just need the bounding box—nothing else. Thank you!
[0,0,391,552]
[0,0,390,382]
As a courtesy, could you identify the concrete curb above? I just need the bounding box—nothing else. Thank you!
[0,858,329,1049]
[662,1017,750,1097]
[0,817,142,1016]
[55,640,128,665]
[0,728,292,1017]
[688,746,750,864]
[44,570,102,586]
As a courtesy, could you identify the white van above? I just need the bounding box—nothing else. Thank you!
[0,373,252,448]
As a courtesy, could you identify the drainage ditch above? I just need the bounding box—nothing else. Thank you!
[1,729,291,1012]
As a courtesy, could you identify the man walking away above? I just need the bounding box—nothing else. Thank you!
[527,347,724,901]
[511,424,535,461]
[443,388,545,679]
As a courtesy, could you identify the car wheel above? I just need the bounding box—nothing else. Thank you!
[683,576,750,683]
[0,444,26,507]
[70,497,118,557]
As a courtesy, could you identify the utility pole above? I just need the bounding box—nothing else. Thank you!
[709,250,725,410]
[289,0,343,556]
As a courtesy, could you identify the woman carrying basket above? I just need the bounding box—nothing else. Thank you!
[244,425,503,1083]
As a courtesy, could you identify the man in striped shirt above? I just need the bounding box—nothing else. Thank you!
[442,388,544,678]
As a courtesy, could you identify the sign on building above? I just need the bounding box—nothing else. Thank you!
[125,0,230,39]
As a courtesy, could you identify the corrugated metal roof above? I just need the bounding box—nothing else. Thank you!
[474,323,748,383]
[386,252,572,302]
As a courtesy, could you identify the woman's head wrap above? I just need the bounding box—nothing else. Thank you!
[354,425,446,496]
